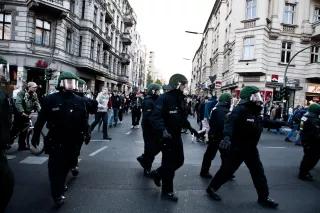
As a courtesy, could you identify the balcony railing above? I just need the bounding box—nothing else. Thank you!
[282,24,296,33]
[124,14,134,27]
[244,20,256,29]
[27,0,68,18]
[120,53,130,65]
[121,33,132,45]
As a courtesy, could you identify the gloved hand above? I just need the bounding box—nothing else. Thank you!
[162,129,172,139]
[219,137,231,150]
[189,127,199,138]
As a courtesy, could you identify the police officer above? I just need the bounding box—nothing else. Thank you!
[71,78,98,177]
[137,83,161,176]
[0,63,14,212]
[206,86,278,208]
[31,71,87,207]
[200,93,231,178]
[150,74,199,201]
[298,103,320,181]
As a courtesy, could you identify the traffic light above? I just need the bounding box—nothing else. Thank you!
[45,69,54,80]
[280,87,289,100]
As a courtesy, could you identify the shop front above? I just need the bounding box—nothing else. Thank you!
[306,84,320,105]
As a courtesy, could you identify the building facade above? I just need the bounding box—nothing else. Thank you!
[192,0,320,107]
[0,0,146,96]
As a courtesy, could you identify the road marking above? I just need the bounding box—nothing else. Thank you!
[6,155,16,160]
[262,146,286,149]
[90,139,110,142]
[125,131,132,135]
[89,146,108,157]
[20,156,48,165]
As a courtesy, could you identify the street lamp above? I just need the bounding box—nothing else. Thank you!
[185,30,203,35]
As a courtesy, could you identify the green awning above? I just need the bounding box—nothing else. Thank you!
[0,56,7,64]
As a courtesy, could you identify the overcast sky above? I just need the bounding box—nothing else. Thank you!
[129,0,215,82]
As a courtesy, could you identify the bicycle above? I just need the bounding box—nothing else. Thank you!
[6,113,46,156]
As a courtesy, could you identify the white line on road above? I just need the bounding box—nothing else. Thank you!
[6,155,16,160]
[89,146,108,157]
[20,156,48,164]
[90,139,110,142]
[125,131,132,135]
[262,146,287,149]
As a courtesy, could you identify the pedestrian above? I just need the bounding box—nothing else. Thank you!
[149,74,199,201]
[90,88,112,140]
[118,92,125,124]
[200,93,232,178]
[137,83,162,176]
[31,71,88,207]
[111,91,121,127]
[0,65,14,212]
[10,81,41,150]
[206,86,278,209]
[131,92,143,128]
[298,103,320,181]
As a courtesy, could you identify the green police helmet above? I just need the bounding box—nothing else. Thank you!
[147,83,161,95]
[308,103,320,115]
[169,74,188,89]
[219,93,232,104]
[57,71,79,89]
[240,86,260,100]
[78,78,86,86]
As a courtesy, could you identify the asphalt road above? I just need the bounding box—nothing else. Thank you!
[5,114,320,213]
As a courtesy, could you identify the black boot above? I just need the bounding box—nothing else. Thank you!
[161,192,178,202]
[298,173,313,181]
[71,166,79,177]
[137,156,147,169]
[150,170,161,187]
[258,197,279,208]
[53,195,66,208]
[206,187,221,201]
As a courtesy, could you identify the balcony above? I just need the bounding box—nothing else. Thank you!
[118,75,129,83]
[121,32,132,45]
[105,4,114,24]
[123,14,134,27]
[120,53,130,65]
[27,0,68,18]
[281,23,296,34]
[312,21,320,39]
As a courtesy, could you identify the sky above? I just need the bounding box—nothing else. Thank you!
[129,0,215,83]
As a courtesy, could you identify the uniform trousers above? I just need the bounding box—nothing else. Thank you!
[299,144,320,176]
[141,124,161,170]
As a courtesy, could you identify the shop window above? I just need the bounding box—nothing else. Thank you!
[281,41,292,63]
[35,19,51,46]
[283,3,295,25]
[310,46,319,63]
[243,37,254,60]
[0,12,11,40]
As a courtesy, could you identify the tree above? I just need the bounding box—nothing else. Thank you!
[155,79,162,86]
[146,71,153,87]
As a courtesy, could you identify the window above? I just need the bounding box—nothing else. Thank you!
[81,0,85,19]
[79,36,82,56]
[94,6,97,24]
[97,43,101,63]
[113,58,116,73]
[243,37,254,60]
[283,3,295,24]
[310,46,319,63]
[90,39,95,60]
[103,51,107,65]
[0,12,11,40]
[314,8,320,22]
[246,0,256,19]
[109,55,113,70]
[66,30,72,53]
[115,37,118,50]
[70,0,75,14]
[117,15,119,28]
[35,19,51,46]
[100,13,103,29]
[281,42,292,63]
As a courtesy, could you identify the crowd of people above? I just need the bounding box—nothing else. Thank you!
[1,68,319,211]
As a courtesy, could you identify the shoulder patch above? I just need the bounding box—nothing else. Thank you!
[301,116,308,122]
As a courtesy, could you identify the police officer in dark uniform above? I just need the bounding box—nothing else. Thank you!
[298,103,320,181]
[137,83,161,176]
[71,78,98,177]
[200,93,232,178]
[0,63,14,212]
[31,71,87,207]
[206,86,278,208]
[150,74,199,201]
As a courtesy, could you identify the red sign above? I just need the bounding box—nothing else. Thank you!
[271,74,278,82]
[35,60,48,68]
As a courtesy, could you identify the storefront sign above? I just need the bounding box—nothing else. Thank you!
[308,85,320,94]
[271,74,278,82]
